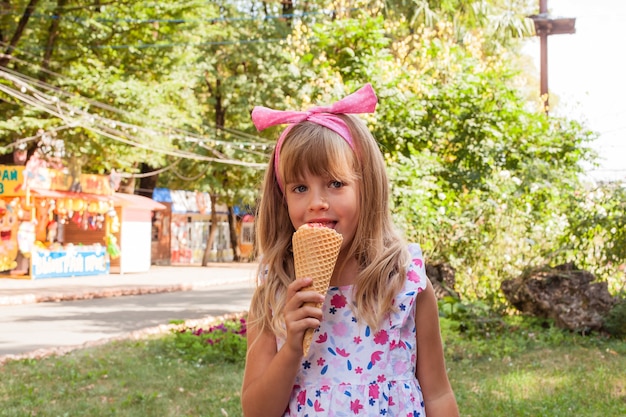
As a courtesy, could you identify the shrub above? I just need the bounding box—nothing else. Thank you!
[603,295,626,339]
[169,315,247,364]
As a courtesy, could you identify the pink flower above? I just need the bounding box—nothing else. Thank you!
[373,329,389,345]
[407,270,421,283]
[377,374,386,383]
[350,399,364,414]
[355,366,363,374]
[297,390,306,406]
[314,400,324,412]
[336,347,350,357]
[353,336,362,344]
[370,351,383,366]
[331,293,347,308]
[317,357,326,366]
[413,257,423,268]
[369,384,380,399]
[332,321,349,337]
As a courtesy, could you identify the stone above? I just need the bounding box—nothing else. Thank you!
[426,262,459,299]
[501,263,617,332]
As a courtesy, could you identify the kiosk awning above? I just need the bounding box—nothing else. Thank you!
[30,189,166,211]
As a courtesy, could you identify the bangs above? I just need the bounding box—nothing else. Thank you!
[278,122,359,186]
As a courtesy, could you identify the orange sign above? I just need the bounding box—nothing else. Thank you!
[0,165,25,196]
[80,174,113,196]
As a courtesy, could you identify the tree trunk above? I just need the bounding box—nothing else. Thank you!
[202,194,219,266]
[40,0,67,78]
[137,163,159,198]
[282,0,294,26]
[0,0,41,67]
[227,205,241,262]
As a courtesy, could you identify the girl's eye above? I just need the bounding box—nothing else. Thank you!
[329,180,343,189]
[292,185,307,193]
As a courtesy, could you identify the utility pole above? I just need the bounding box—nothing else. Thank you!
[530,0,576,114]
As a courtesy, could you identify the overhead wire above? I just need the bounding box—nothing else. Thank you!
[0,69,268,168]
[0,44,273,148]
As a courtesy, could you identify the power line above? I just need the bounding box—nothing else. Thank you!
[23,37,286,52]
[0,10,334,25]
[0,69,269,169]
[0,46,273,148]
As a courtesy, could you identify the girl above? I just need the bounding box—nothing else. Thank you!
[242,84,459,417]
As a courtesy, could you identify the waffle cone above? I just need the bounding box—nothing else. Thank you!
[292,224,343,356]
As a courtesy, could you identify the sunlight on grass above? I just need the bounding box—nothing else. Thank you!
[490,369,566,400]
[452,345,626,417]
[1,316,624,417]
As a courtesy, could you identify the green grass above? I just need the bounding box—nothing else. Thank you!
[0,338,244,417]
[0,319,624,417]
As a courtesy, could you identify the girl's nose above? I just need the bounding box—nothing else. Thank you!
[309,192,329,211]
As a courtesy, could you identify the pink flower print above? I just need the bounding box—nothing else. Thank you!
[355,366,363,374]
[316,332,328,343]
[407,269,421,284]
[320,385,331,392]
[332,321,349,337]
[317,357,326,367]
[390,340,407,351]
[297,390,306,406]
[412,257,423,268]
[393,359,409,375]
[353,336,362,344]
[368,384,380,399]
[373,329,389,345]
[388,395,395,406]
[314,400,325,412]
[331,293,348,309]
[350,399,364,414]
[336,347,350,357]
[369,351,384,368]
[377,374,386,383]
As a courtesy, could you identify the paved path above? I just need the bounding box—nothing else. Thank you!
[0,262,258,305]
[0,263,258,363]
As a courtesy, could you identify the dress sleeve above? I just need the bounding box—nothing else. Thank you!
[407,243,428,293]
[389,244,428,329]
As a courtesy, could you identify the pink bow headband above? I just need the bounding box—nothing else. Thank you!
[251,83,378,192]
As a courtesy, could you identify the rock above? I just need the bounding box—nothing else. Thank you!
[501,263,617,332]
[426,262,459,300]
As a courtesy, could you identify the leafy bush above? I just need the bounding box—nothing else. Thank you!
[437,297,585,361]
[168,316,247,364]
[603,295,626,339]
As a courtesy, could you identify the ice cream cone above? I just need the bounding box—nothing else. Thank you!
[292,223,343,356]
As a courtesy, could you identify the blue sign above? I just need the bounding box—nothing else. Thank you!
[31,249,109,279]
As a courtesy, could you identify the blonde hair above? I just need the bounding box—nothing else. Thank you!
[250,114,410,338]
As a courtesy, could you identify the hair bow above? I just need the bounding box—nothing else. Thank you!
[251,83,377,191]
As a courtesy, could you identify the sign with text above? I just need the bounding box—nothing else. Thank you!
[0,165,25,196]
[80,174,113,196]
[31,249,109,279]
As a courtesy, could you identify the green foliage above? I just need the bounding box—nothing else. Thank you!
[437,296,620,362]
[166,316,247,364]
[557,183,626,285]
[383,33,599,304]
[603,295,626,339]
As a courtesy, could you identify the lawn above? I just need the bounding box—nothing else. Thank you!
[0,314,624,417]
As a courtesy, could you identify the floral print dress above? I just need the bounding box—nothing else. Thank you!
[278,244,429,416]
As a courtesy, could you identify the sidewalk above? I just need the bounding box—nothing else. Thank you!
[0,262,259,306]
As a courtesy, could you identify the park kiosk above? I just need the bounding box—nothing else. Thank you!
[151,187,233,265]
[0,163,164,279]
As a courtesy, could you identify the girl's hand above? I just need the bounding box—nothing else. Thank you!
[282,277,325,355]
